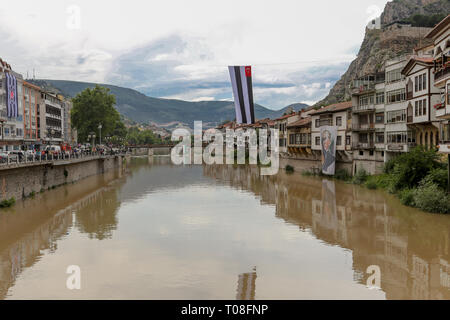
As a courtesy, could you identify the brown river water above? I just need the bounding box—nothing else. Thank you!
[0,156,449,299]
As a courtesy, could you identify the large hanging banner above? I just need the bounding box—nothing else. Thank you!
[228,66,255,124]
[320,126,337,175]
[5,72,18,118]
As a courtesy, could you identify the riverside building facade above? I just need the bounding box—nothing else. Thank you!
[0,59,25,151]
[350,73,386,174]
[425,15,450,153]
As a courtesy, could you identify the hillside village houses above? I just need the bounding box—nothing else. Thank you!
[0,59,77,152]
[217,14,450,176]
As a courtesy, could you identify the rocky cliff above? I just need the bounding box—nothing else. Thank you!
[315,0,448,107]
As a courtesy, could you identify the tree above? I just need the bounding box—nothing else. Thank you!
[71,85,125,143]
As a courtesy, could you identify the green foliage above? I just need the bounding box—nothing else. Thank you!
[406,14,447,27]
[71,85,125,143]
[285,165,294,173]
[399,188,415,206]
[352,169,368,185]
[365,180,377,190]
[125,127,165,145]
[0,197,15,208]
[385,146,444,191]
[334,169,351,181]
[412,181,450,214]
[420,167,448,190]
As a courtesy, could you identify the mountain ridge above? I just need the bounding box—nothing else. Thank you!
[30,79,309,128]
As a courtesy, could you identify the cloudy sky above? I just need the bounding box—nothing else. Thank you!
[0,0,390,109]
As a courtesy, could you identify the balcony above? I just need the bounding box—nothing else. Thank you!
[352,123,375,131]
[352,142,375,149]
[434,65,450,85]
[353,104,376,113]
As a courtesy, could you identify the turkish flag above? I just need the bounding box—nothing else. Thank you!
[245,66,251,77]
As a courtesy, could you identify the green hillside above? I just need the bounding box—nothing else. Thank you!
[30,79,308,127]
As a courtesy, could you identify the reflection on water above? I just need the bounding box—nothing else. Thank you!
[0,157,449,299]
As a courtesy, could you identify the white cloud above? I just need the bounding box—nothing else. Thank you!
[0,0,390,108]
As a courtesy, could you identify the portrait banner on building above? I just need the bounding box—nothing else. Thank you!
[320,126,337,175]
[5,72,18,118]
[228,65,255,124]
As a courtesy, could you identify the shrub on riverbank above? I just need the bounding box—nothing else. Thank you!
[352,169,368,185]
[0,197,15,208]
[285,165,294,173]
[384,146,444,192]
[412,180,450,214]
[334,169,351,181]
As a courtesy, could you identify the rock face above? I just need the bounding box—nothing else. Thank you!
[381,0,450,25]
[315,0,448,107]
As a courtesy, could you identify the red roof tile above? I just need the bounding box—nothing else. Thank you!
[287,117,311,128]
[309,101,352,115]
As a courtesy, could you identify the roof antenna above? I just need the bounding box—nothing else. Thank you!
[33,68,35,80]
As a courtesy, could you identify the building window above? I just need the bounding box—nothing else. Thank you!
[375,113,384,123]
[415,101,418,116]
[386,110,406,123]
[386,68,403,83]
[376,132,384,143]
[422,99,427,115]
[315,136,320,145]
[376,92,385,105]
[346,136,351,145]
[289,134,295,145]
[381,151,384,157]
[337,135,342,145]
[359,150,364,156]
[369,150,374,156]
[359,94,374,107]
[387,89,406,104]
[447,83,450,105]
[315,119,320,128]
[336,116,342,126]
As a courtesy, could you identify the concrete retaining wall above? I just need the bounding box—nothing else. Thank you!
[279,157,353,175]
[0,155,125,202]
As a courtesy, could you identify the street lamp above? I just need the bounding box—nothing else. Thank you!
[98,123,102,145]
[0,119,5,142]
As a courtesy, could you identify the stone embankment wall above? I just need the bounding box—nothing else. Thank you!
[0,155,127,202]
[279,157,352,175]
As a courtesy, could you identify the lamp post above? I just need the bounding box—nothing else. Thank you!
[98,123,102,145]
[0,119,5,143]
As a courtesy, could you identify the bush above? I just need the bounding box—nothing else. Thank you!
[412,181,450,214]
[0,197,16,208]
[365,180,377,189]
[285,165,294,173]
[352,169,368,185]
[399,188,415,206]
[421,168,448,190]
[334,169,351,181]
[386,146,444,191]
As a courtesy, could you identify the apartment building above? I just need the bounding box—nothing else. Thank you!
[402,55,440,149]
[41,91,64,144]
[384,55,415,161]
[424,15,450,153]
[351,73,386,174]
[22,81,41,147]
[274,112,300,154]
[0,59,25,151]
[310,101,352,157]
